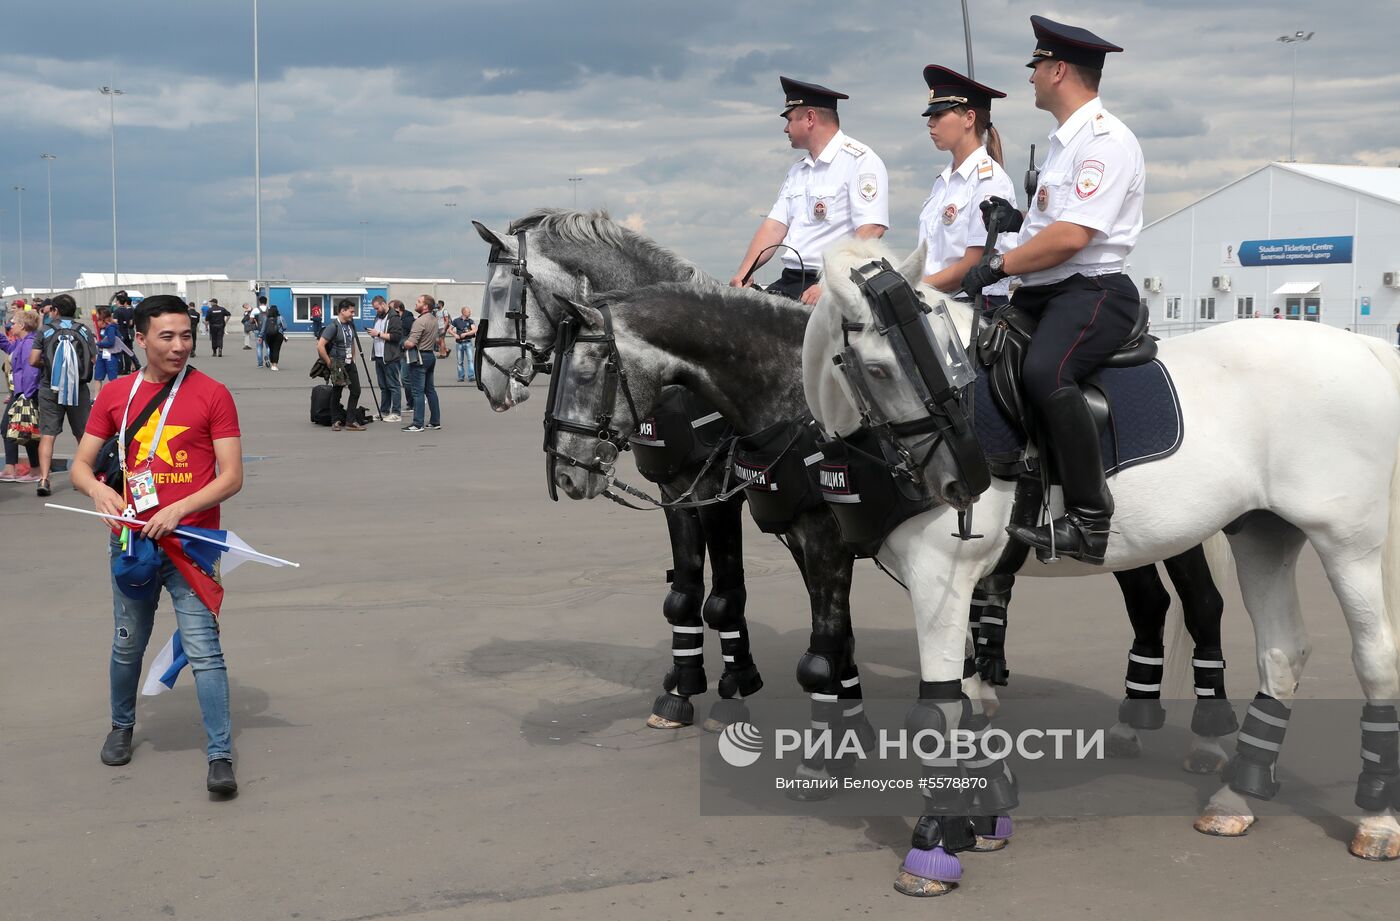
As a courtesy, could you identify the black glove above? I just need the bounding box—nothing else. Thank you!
[961,261,1006,300]
[979,196,1023,234]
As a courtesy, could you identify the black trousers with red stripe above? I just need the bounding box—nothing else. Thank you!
[1012,272,1140,410]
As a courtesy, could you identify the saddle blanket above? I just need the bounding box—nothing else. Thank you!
[973,358,1184,478]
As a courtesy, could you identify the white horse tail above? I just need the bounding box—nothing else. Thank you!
[1160,532,1233,699]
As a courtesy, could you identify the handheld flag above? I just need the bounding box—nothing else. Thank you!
[141,629,189,696]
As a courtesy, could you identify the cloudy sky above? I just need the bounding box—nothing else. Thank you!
[2,0,1396,291]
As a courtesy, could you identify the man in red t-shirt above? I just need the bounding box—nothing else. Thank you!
[72,294,245,796]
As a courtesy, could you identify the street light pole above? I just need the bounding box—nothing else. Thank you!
[567,173,583,208]
[41,153,56,292]
[253,0,263,287]
[1276,31,1314,163]
[359,220,369,279]
[13,186,24,293]
[959,0,975,78]
[100,85,124,284]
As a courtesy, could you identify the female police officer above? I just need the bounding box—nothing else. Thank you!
[915,66,1017,309]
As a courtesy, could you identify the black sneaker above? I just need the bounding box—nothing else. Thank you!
[36,478,51,497]
[101,726,133,766]
[207,759,238,796]
[425,423,442,431]
[402,424,424,432]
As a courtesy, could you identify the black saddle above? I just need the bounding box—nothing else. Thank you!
[976,301,1158,476]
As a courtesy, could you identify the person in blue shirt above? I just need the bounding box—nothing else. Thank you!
[93,306,123,394]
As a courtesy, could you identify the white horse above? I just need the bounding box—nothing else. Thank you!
[803,238,1400,877]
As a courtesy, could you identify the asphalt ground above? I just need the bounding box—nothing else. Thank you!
[2,337,1396,920]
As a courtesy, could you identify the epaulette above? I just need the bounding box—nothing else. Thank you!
[976,158,994,180]
[841,140,868,157]
[1091,111,1111,137]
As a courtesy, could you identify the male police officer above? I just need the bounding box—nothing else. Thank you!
[961,16,1145,565]
[730,77,888,304]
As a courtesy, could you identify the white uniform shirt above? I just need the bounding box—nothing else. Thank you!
[1017,97,1145,287]
[766,131,889,272]
[916,146,1018,298]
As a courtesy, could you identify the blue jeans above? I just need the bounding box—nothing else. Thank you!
[256,337,266,367]
[108,536,232,762]
[375,356,402,414]
[407,352,440,427]
[456,341,475,382]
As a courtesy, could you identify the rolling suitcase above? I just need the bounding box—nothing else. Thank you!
[311,384,335,426]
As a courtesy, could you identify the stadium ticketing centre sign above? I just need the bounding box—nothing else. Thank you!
[1221,236,1353,267]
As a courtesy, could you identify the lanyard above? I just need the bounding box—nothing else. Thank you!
[118,365,188,472]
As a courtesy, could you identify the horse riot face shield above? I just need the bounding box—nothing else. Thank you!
[542,303,640,501]
[477,230,545,396]
[836,259,990,500]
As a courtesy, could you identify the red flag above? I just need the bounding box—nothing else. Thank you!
[159,534,224,616]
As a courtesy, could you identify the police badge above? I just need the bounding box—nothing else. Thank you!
[813,200,828,221]
[941,203,958,225]
[1036,185,1049,212]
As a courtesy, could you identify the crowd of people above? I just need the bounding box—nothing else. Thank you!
[319,294,475,432]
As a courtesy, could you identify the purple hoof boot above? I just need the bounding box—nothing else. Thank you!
[989,815,1014,840]
[901,846,962,883]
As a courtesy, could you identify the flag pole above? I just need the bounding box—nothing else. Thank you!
[44,503,302,567]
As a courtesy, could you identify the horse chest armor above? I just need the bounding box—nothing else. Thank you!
[629,386,730,484]
[732,418,824,533]
[816,428,938,558]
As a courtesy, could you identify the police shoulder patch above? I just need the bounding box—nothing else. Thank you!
[1075,159,1105,199]
[858,173,879,202]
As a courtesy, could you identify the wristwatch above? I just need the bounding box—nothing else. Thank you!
[987,253,1006,278]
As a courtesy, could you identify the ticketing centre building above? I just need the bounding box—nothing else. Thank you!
[1130,162,1400,342]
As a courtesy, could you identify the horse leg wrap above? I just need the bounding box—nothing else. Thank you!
[1118,641,1167,730]
[963,710,1020,814]
[972,574,1013,686]
[1225,693,1291,800]
[907,681,976,815]
[1354,704,1400,812]
[797,631,849,696]
[1190,646,1239,737]
[659,575,706,703]
[704,578,763,699]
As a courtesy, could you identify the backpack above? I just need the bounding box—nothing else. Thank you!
[41,320,95,385]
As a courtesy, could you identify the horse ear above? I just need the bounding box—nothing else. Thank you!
[553,294,603,328]
[898,243,927,288]
[473,221,511,253]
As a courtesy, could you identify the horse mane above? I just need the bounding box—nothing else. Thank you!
[507,208,709,283]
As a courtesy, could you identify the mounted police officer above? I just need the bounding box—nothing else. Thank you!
[961,16,1145,565]
[730,77,888,304]
[916,66,1017,309]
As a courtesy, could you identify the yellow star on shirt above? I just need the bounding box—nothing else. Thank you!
[130,415,190,467]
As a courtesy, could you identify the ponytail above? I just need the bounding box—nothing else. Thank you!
[973,108,1004,166]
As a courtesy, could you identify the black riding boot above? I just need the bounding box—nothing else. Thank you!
[1007,387,1113,565]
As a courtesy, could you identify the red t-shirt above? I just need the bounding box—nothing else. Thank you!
[86,368,242,529]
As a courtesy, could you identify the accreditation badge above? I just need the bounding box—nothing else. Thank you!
[127,464,160,513]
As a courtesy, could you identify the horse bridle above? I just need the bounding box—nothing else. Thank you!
[541,302,647,501]
[476,229,569,393]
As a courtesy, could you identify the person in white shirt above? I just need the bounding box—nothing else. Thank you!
[960,16,1145,565]
[730,77,888,304]
[915,65,1018,309]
